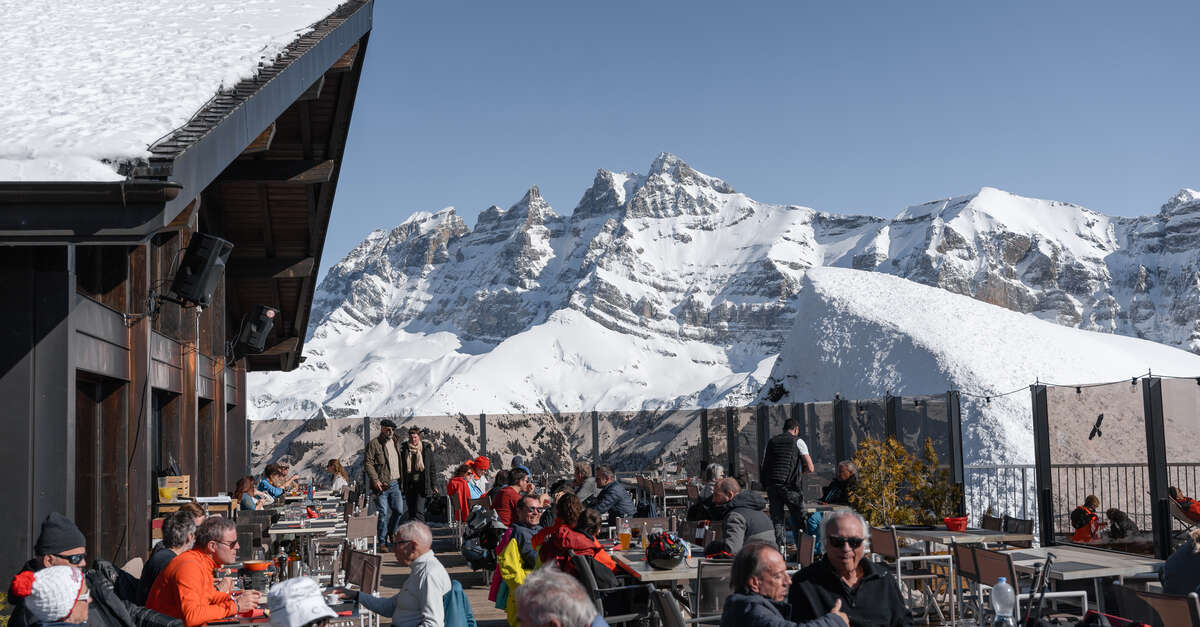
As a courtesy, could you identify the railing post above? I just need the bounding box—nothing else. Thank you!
[591,410,600,467]
[479,413,487,456]
[1020,467,1028,520]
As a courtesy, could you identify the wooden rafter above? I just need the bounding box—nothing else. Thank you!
[226,257,314,280]
[222,159,335,184]
[241,123,276,155]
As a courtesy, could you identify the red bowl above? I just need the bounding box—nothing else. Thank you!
[944,516,968,532]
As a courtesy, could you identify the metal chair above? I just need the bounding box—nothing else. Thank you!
[972,547,1087,621]
[346,514,378,553]
[870,526,954,624]
[1132,588,1200,627]
[797,533,815,568]
[692,559,732,618]
[1001,515,1034,549]
[569,552,654,625]
[1169,499,1198,536]
[950,542,984,621]
[652,589,723,627]
[345,549,382,627]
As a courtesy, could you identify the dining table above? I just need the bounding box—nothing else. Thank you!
[1005,545,1163,612]
[894,527,1035,547]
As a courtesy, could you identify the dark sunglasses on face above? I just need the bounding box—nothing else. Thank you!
[827,536,864,549]
[54,553,86,565]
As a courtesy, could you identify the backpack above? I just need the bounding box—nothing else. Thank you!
[1070,507,1092,530]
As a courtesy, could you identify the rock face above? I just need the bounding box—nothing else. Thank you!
[250,153,1199,477]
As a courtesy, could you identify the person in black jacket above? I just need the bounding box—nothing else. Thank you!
[399,427,439,522]
[584,465,635,521]
[136,511,196,605]
[720,542,847,627]
[1104,508,1138,540]
[788,510,913,627]
[760,420,814,548]
[8,513,91,627]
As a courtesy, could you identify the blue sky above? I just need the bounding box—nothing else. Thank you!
[326,0,1198,278]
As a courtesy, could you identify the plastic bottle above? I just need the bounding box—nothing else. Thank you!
[990,577,1016,626]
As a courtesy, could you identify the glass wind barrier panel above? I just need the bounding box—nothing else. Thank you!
[562,411,594,473]
[896,395,950,465]
[1159,378,1200,552]
[1045,381,1153,556]
[801,402,837,501]
[707,408,730,478]
[735,406,760,489]
[847,397,887,456]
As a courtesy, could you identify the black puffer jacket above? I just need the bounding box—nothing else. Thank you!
[760,433,801,489]
[88,561,183,627]
[719,491,776,555]
[820,476,857,506]
[720,593,845,627]
[788,558,913,627]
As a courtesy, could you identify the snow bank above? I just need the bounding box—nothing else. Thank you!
[0,0,346,181]
[765,267,1200,464]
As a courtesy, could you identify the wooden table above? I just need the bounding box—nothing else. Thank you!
[1005,545,1162,612]
[895,527,1035,546]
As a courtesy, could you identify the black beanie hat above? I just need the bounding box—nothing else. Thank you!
[34,512,87,556]
[379,419,397,429]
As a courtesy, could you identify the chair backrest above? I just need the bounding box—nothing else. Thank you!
[568,552,604,613]
[345,549,381,594]
[694,559,733,616]
[236,526,256,560]
[346,515,377,541]
[951,543,978,583]
[1169,499,1198,529]
[468,497,492,512]
[653,589,688,627]
[981,514,1003,531]
[869,527,899,561]
[972,547,1018,587]
[651,480,667,499]
[343,496,356,520]
[797,533,816,568]
[1133,589,1200,627]
[687,485,700,502]
[1002,515,1035,548]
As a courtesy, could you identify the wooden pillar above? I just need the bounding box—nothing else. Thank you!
[127,243,152,559]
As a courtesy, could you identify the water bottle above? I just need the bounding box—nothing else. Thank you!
[990,577,1016,626]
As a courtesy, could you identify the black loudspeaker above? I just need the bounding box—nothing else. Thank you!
[169,233,233,308]
[233,305,278,359]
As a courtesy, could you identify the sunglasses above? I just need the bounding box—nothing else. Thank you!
[54,553,86,565]
[827,536,865,549]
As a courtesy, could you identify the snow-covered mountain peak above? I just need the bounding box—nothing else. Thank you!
[647,152,735,194]
[1161,188,1200,214]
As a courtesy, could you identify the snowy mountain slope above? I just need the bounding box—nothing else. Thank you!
[250,153,1198,478]
[760,267,1200,466]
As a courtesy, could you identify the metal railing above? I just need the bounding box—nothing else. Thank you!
[964,461,1200,533]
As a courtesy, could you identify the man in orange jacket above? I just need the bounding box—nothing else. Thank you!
[146,517,261,627]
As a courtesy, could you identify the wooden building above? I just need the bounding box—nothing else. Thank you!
[0,0,372,575]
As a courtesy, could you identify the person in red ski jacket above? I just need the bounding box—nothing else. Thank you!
[1170,486,1200,522]
[539,509,617,574]
[445,464,472,522]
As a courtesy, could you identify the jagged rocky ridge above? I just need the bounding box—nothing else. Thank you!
[250,153,1199,476]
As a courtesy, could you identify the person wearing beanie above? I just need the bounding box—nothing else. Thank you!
[267,578,336,627]
[9,565,88,626]
[7,513,88,627]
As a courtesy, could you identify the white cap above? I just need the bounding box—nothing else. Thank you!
[15,565,85,623]
[267,577,337,627]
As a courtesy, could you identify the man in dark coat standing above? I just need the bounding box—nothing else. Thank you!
[399,427,438,522]
[760,419,814,548]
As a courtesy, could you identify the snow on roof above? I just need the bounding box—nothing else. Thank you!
[0,0,348,182]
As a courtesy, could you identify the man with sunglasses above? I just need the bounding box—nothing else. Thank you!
[336,521,451,627]
[495,496,543,626]
[146,517,262,627]
[6,513,89,627]
[787,511,912,627]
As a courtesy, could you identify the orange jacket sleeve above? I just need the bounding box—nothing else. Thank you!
[177,559,238,627]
